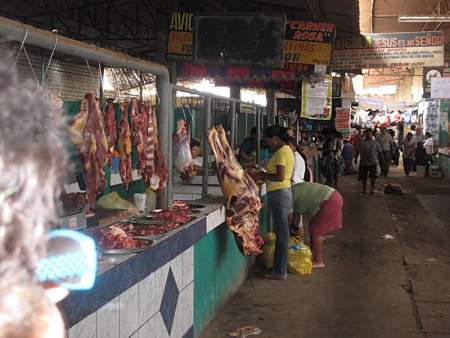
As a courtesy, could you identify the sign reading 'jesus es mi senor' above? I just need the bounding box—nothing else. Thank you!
[332,31,445,70]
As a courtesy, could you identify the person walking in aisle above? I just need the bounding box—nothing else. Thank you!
[402,132,416,176]
[377,127,395,177]
[342,140,354,175]
[423,132,434,177]
[355,128,382,194]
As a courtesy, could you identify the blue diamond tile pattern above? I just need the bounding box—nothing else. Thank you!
[160,268,179,335]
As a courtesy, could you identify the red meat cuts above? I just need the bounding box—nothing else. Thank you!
[130,98,148,174]
[207,125,263,256]
[69,94,108,215]
[150,110,168,191]
[104,99,117,165]
[91,225,142,250]
[141,103,156,184]
[152,209,192,223]
[119,101,133,190]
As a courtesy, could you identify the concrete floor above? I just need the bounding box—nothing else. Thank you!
[200,170,450,338]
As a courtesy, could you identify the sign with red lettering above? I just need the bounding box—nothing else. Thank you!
[284,20,335,67]
[167,12,194,61]
[332,31,444,70]
[335,108,351,137]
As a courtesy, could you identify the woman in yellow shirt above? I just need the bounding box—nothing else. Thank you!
[253,126,294,280]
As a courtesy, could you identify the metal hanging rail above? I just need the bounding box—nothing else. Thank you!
[0,15,172,207]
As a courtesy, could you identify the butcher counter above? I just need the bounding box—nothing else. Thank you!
[63,183,271,338]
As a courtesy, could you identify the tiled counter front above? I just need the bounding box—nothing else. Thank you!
[63,204,225,338]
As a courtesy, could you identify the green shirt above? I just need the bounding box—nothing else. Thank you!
[292,182,335,218]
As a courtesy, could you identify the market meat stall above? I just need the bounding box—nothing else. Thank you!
[0,16,271,338]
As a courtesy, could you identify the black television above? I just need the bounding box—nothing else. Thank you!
[193,13,285,68]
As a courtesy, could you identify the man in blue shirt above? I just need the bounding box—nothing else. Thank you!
[342,140,353,175]
[238,127,258,166]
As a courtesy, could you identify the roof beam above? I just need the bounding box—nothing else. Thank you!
[305,0,321,21]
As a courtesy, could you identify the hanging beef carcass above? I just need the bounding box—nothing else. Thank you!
[173,119,193,184]
[130,97,148,174]
[151,107,168,191]
[207,125,263,256]
[104,98,117,165]
[69,93,108,215]
[119,101,133,190]
[141,103,156,185]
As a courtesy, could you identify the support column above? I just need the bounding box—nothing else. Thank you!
[266,88,276,125]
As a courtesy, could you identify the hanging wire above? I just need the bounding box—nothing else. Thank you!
[40,34,58,89]
[23,46,40,88]
[13,25,29,68]
[85,59,95,82]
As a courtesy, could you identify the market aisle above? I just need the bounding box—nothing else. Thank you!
[200,173,450,338]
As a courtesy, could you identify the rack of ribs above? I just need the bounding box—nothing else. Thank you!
[207,125,263,256]
[119,101,133,190]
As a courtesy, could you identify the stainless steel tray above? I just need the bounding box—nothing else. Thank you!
[100,239,153,255]
[187,203,206,209]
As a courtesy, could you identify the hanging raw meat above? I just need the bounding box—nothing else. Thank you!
[207,125,263,256]
[119,101,133,190]
[151,109,168,191]
[142,102,156,185]
[69,93,108,215]
[130,97,148,174]
[173,119,193,184]
[104,98,117,165]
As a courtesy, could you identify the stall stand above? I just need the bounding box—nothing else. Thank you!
[0,16,272,338]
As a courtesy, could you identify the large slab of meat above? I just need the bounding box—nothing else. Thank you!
[207,125,263,256]
[149,108,168,191]
[104,98,117,165]
[118,101,133,190]
[69,93,108,215]
[173,119,193,184]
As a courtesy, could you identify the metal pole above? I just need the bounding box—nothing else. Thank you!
[0,16,172,208]
[202,96,212,198]
[230,101,236,149]
[256,106,261,164]
[245,114,248,137]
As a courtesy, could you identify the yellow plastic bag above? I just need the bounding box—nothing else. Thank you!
[97,191,137,211]
[288,237,312,275]
[262,232,276,270]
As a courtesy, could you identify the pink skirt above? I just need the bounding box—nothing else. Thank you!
[310,191,343,239]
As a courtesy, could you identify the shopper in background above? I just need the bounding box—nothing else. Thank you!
[356,128,382,194]
[299,140,317,183]
[423,132,434,176]
[238,126,258,167]
[190,138,203,174]
[251,126,294,280]
[342,140,354,175]
[0,60,68,337]
[287,136,305,185]
[402,132,416,176]
[377,127,395,177]
[389,129,400,166]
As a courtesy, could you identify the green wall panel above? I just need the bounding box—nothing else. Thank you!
[193,197,271,337]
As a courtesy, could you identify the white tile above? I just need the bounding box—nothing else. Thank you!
[97,296,120,338]
[119,283,139,338]
[155,263,170,311]
[206,206,225,232]
[139,316,156,338]
[182,247,194,290]
[68,311,97,338]
[180,282,194,335]
[138,273,158,326]
[154,312,170,338]
[170,253,183,292]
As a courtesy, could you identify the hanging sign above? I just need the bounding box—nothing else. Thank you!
[283,20,335,67]
[332,31,444,70]
[423,65,450,98]
[167,12,194,61]
[431,78,450,98]
[301,75,332,120]
[335,108,351,137]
